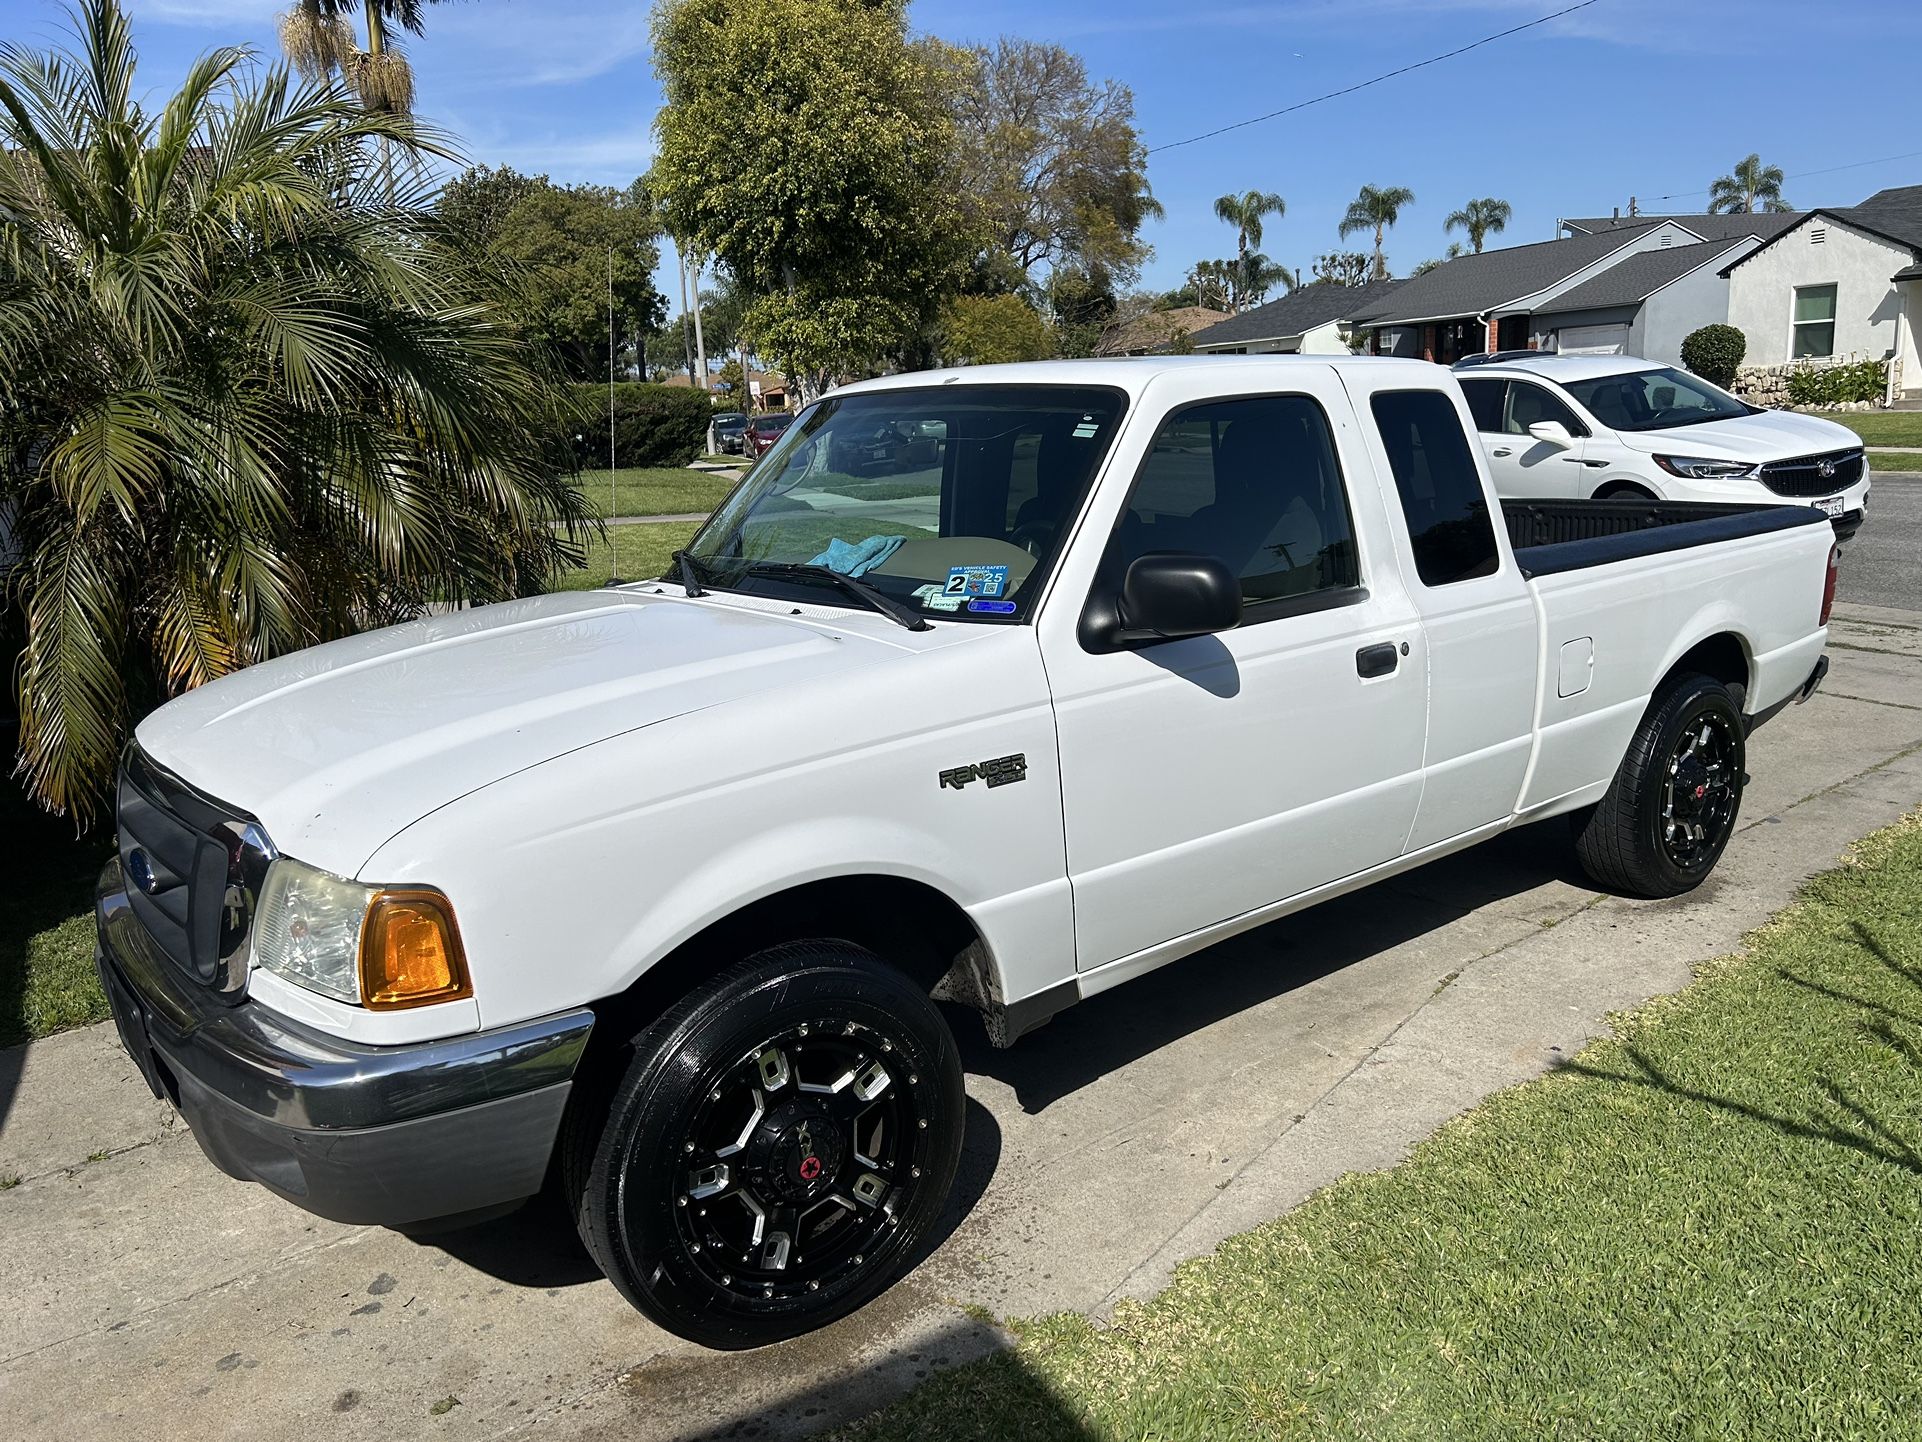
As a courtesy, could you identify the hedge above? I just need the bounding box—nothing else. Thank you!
[567,383,712,469]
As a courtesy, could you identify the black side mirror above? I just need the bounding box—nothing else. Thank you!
[1082,552,1242,651]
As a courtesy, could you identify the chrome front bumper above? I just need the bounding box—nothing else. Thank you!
[95,856,594,1226]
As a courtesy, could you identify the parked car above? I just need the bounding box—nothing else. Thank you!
[711,411,749,455]
[745,410,795,456]
[98,357,1836,1351]
[1456,354,1869,538]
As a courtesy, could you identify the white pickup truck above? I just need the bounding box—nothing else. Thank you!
[97,357,1837,1349]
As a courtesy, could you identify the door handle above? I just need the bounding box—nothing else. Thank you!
[1491,447,1513,457]
[1356,642,1399,679]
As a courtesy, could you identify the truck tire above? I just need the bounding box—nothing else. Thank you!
[1573,671,1745,898]
[564,941,964,1349]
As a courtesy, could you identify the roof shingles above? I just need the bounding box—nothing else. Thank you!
[1188,278,1402,349]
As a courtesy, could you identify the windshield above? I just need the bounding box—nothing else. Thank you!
[753,413,794,430]
[1559,366,1752,432]
[682,384,1126,622]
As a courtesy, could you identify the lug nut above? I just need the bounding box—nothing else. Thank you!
[721,1273,731,1285]
[798,1024,810,1037]
[911,1166,922,1178]
[908,1074,918,1085]
[808,1280,820,1291]
[917,1118,928,1129]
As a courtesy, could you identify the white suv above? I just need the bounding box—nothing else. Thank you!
[1456,354,1869,537]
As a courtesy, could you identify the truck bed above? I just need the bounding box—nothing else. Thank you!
[1502,498,1829,579]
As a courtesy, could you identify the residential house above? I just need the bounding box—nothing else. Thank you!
[1095,305,1230,356]
[1349,220,1765,364]
[1522,236,1761,363]
[1186,279,1403,355]
[1719,185,1922,398]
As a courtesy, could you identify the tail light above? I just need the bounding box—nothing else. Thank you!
[1819,543,1839,627]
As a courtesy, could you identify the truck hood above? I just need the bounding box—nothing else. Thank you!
[135,590,897,876]
[1611,407,1861,462]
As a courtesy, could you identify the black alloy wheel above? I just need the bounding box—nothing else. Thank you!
[1573,671,1747,898]
[566,943,964,1349]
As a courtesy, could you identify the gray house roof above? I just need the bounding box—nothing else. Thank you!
[1532,237,1754,315]
[1561,211,1801,243]
[1349,225,1665,326]
[1189,278,1403,348]
[1721,185,1922,276]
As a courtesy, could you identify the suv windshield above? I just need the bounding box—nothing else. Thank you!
[1559,366,1752,432]
[682,384,1125,621]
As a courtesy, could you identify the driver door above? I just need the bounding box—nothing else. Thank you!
[1038,373,1427,973]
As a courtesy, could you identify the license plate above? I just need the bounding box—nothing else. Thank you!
[1815,495,1845,518]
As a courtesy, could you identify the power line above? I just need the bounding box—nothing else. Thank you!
[1148,0,1613,154]
[1643,148,1922,204]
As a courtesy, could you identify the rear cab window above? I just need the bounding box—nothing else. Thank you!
[1369,390,1501,586]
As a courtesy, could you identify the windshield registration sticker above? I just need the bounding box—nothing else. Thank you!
[945,565,1009,599]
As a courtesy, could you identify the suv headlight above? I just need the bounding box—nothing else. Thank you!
[1653,454,1755,479]
[253,857,471,1009]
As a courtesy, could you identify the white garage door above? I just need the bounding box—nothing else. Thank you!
[1556,323,1629,356]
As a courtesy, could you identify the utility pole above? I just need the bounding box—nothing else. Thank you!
[688,251,709,392]
[676,245,695,381]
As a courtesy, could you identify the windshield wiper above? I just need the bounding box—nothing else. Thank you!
[742,561,931,632]
[671,548,706,597]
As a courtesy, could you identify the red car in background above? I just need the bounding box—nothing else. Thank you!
[746,410,796,457]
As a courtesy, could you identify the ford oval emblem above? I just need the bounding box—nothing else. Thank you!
[126,847,159,896]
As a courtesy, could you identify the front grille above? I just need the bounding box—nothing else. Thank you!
[117,747,271,990]
[1757,448,1864,498]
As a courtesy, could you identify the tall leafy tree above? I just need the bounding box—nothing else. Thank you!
[1444,196,1512,254]
[1312,251,1372,288]
[0,0,590,821]
[1212,190,1284,312]
[440,166,667,380]
[650,0,978,400]
[953,39,1160,293]
[1339,184,1415,281]
[940,293,1055,365]
[1709,153,1790,214]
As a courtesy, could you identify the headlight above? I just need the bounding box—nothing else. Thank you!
[1653,455,1755,479]
[253,857,471,1009]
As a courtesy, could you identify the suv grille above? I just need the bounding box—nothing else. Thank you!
[1757,448,1864,498]
[116,747,272,990]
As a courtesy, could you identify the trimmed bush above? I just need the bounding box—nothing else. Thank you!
[568,383,712,468]
[1680,324,1746,388]
[1786,359,1887,407]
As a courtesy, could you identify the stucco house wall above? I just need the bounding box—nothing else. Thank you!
[1727,215,1909,364]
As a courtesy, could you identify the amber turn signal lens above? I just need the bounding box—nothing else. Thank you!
[359,890,471,1009]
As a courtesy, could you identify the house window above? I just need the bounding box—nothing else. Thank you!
[1792,283,1837,359]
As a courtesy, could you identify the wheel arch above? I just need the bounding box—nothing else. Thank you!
[1657,629,1752,713]
[579,873,1011,1069]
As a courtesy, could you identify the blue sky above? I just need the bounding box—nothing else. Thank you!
[9,0,1921,301]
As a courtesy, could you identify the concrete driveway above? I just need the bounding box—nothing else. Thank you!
[5,598,1922,1442]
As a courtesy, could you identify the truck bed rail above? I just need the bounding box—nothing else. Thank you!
[1502,498,1826,579]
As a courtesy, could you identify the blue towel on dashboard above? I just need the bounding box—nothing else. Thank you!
[809,534,906,577]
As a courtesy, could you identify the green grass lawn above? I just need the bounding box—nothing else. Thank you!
[549,519,705,591]
[570,466,737,520]
[1872,451,1922,473]
[1824,412,1922,448]
[834,815,1922,1441]
[0,761,114,1048]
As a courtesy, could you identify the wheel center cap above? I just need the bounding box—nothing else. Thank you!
[779,1116,842,1198]
[1674,758,1711,815]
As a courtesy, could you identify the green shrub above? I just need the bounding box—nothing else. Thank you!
[1680,323,1746,388]
[568,383,712,468]
[1786,359,1887,407]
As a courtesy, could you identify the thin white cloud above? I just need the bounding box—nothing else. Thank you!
[131,0,281,24]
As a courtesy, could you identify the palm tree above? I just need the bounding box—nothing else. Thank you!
[1709,153,1790,214]
[1234,251,1294,310]
[279,0,450,113]
[1339,184,1415,281]
[1444,197,1512,254]
[0,0,592,822]
[1213,190,1285,312]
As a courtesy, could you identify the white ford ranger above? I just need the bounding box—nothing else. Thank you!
[96,357,1837,1349]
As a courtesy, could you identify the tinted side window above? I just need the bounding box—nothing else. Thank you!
[1503,381,1585,437]
[1460,378,1506,433]
[1369,390,1500,586]
[1111,395,1359,613]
